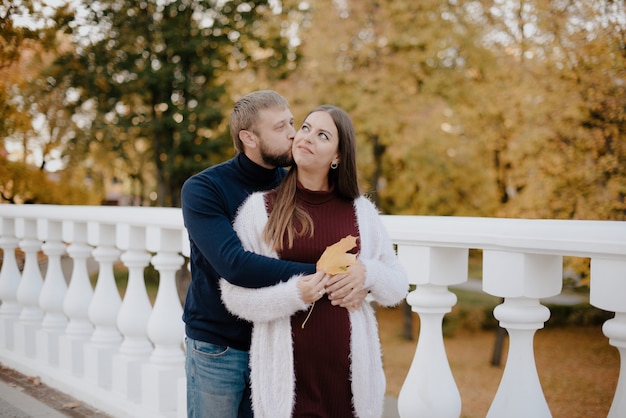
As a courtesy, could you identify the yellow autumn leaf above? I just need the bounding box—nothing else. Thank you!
[316,235,358,275]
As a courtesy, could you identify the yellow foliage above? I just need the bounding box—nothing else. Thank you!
[0,157,99,205]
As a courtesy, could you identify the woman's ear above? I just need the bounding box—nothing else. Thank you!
[333,153,341,166]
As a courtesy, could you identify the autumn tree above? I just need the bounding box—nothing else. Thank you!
[3,0,623,217]
[1,1,39,148]
[0,1,95,204]
[278,0,624,220]
[468,0,626,220]
[277,0,502,216]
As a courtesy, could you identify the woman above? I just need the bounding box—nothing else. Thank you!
[220,105,408,418]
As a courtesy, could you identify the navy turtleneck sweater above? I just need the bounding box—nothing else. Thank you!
[181,153,315,350]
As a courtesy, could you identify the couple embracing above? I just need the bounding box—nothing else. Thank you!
[182,90,408,418]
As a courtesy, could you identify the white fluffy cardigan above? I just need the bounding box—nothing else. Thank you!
[220,192,408,418]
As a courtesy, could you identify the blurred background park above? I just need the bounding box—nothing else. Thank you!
[1,0,624,218]
[1,2,624,415]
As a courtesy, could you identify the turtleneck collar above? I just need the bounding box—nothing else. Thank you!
[296,180,337,205]
[236,153,280,186]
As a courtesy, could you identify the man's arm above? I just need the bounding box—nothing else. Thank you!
[182,175,316,289]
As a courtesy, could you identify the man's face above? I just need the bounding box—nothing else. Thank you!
[253,107,296,168]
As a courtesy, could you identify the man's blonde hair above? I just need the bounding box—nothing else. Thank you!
[229,90,290,153]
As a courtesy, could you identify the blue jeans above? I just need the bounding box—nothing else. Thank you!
[185,337,253,418]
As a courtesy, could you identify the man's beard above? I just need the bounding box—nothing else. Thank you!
[260,146,294,168]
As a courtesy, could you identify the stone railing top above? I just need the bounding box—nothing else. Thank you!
[0,204,183,229]
[380,215,626,259]
[0,204,186,255]
[1,204,624,259]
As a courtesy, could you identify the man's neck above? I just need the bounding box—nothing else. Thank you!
[244,151,275,170]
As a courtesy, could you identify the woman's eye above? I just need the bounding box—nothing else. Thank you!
[319,133,329,140]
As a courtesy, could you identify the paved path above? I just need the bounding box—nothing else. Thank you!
[0,364,399,418]
[0,365,109,417]
[0,379,67,417]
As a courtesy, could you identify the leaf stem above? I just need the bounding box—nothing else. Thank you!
[301,302,315,329]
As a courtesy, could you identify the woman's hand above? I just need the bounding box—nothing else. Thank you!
[326,261,367,311]
[297,271,330,304]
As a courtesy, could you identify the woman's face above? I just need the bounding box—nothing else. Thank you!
[292,111,340,174]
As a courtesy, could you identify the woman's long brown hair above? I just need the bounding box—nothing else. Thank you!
[263,105,360,252]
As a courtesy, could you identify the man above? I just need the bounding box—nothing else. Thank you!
[181,91,365,418]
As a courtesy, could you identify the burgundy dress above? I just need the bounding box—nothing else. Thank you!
[266,183,360,417]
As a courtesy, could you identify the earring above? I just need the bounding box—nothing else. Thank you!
[330,162,338,169]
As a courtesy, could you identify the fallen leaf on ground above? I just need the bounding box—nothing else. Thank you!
[28,376,41,386]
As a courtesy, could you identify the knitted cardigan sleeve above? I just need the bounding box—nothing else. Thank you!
[355,196,409,307]
[220,194,408,321]
[220,192,308,322]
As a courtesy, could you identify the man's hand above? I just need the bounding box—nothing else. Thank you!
[297,271,330,304]
[326,261,367,311]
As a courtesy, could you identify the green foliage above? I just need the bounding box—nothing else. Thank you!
[47,0,302,207]
[545,304,613,328]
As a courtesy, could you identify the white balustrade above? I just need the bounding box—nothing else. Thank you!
[0,218,21,348]
[397,246,465,418]
[112,224,153,401]
[84,222,122,388]
[0,206,623,418]
[59,220,94,376]
[14,218,44,358]
[484,251,562,418]
[36,219,68,366]
[590,258,626,418]
[142,226,186,415]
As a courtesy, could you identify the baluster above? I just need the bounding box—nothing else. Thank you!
[36,220,68,366]
[590,258,626,418]
[397,246,465,418]
[483,251,561,418]
[59,221,94,376]
[112,224,153,401]
[84,223,122,388]
[0,218,21,348]
[14,218,44,358]
[142,227,185,414]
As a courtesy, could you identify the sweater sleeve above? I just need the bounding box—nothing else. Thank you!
[220,277,308,322]
[219,193,309,321]
[355,197,409,307]
[181,174,316,289]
